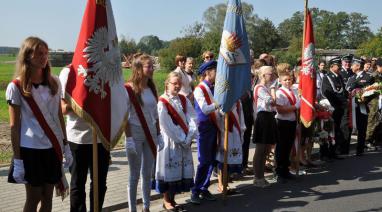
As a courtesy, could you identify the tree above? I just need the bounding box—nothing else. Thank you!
[119,36,138,55]
[181,22,205,38]
[251,18,281,56]
[357,34,382,57]
[345,12,373,48]
[137,35,165,55]
[277,11,304,48]
[202,2,260,36]
[158,37,203,70]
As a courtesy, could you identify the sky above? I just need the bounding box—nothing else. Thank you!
[1,0,381,51]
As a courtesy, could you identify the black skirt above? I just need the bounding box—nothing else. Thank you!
[253,111,278,144]
[8,147,62,186]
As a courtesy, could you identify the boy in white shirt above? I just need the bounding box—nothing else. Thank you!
[275,71,300,183]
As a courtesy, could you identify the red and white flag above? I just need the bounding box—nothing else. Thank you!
[299,10,316,128]
[62,0,127,149]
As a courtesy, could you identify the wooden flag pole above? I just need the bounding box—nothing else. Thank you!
[223,113,229,200]
[296,0,308,177]
[92,127,99,211]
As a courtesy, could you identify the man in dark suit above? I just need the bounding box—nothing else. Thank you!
[321,57,349,158]
[346,57,375,155]
[340,54,354,85]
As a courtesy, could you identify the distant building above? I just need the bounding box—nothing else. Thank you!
[49,51,74,67]
[315,49,357,62]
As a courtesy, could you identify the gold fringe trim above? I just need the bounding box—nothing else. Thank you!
[65,92,128,151]
[300,116,313,128]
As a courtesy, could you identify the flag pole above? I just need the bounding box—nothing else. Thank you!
[92,127,99,211]
[296,0,308,177]
[223,113,229,200]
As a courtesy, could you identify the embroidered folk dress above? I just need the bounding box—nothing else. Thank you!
[216,101,246,168]
[155,94,198,193]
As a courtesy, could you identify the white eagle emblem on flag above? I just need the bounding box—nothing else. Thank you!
[79,27,122,99]
[302,43,315,77]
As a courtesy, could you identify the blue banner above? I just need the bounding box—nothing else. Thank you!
[214,0,251,113]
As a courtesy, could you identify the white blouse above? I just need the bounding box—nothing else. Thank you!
[6,77,64,149]
[253,85,275,113]
[127,87,158,128]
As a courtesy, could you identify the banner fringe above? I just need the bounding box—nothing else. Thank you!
[65,92,128,151]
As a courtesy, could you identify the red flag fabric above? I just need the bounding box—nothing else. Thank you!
[62,0,127,150]
[299,10,316,128]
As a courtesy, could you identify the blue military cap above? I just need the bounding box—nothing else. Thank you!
[329,57,341,66]
[341,54,353,62]
[352,57,365,65]
[198,60,217,75]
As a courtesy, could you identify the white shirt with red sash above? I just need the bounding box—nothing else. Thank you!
[215,101,246,165]
[276,86,300,121]
[6,77,65,149]
[156,94,198,182]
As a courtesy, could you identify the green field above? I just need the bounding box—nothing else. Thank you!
[0,54,168,122]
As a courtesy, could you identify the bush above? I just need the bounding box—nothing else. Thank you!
[159,37,203,71]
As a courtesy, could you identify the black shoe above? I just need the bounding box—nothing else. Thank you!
[284,172,297,180]
[332,155,345,160]
[276,175,287,184]
[200,190,217,201]
[190,193,201,205]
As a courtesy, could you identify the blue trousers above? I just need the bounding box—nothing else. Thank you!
[192,122,217,195]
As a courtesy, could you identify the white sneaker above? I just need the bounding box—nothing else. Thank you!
[253,178,270,188]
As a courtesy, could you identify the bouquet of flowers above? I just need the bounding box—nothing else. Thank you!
[362,82,382,98]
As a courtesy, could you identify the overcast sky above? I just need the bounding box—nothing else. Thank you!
[1,0,381,51]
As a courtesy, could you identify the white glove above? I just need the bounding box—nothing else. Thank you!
[63,144,73,168]
[182,133,193,149]
[295,100,301,109]
[13,159,27,184]
[157,134,164,152]
[125,137,137,155]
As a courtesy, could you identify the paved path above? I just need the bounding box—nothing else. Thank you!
[2,140,373,212]
[147,149,382,212]
[1,143,257,212]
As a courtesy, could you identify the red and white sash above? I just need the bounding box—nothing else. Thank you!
[158,94,189,134]
[196,82,221,145]
[125,84,157,157]
[12,79,69,200]
[196,83,220,131]
[228,102,241,134]
[279,87,297,106]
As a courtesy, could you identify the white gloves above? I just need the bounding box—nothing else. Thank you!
[63,144,73,168]
[125,137,137,155]
[13,159,27,184]
[157,134,165,152]
[295,100,301,109]
[182,133,193,149]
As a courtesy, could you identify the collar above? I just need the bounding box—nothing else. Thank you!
[356,71,364,78]
[329,70,338,77]
[32,81,47,89]
[281,85,292,91]
[203,80,213,88]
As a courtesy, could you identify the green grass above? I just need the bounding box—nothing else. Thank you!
[0,61,168,122]
[0,54,16,63]
[0,149,12,164]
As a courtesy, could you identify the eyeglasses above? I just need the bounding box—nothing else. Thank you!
[205,56,213,59]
